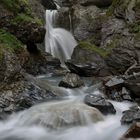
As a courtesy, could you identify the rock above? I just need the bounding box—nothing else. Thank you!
[66,61,100,77]
[80,0,113,7]
[104,77,132,101]
[125,79,140,97]
[121,106,140,124]
[24,52,61,76]
[0,0,45,45]
[126,65,140,75]
[105,77,124,88]
[17,101,103,128]
[84,94,116,115]
[123,122,140,138]
[59,73,84,88]
[41,0,57,9]
[0,49,22,84]
[121,87,132,101]
[0,73,63,113]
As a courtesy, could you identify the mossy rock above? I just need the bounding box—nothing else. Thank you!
[10,13,42,26]
[1,0,31,15]
[78,41,109,57]
[78,39,117,58]
[0,29,23,52]
[127,23,140,33]
[1,0,43,26]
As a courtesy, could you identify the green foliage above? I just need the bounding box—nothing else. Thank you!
[78,41,109,57]
[10,13,42,25]
[1,0,43,26]
[0,29,23,51]
[1,0,31,15]
[128,23,140,33]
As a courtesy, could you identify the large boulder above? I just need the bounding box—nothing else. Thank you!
[59,73,84,88]
[17,101,103,128]
[66,61,100,77]
[84,94,116,115]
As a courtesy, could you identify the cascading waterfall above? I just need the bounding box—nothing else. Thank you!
[45,9,77,66]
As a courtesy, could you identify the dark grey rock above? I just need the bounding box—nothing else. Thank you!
[66,61,100,77]
[84,94,116,115]
[105,77,124,88]
[59,73,84,88]
[125,79,140,97]
[121,106,140,124]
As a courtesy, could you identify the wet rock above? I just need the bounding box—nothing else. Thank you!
[24,52,61,76]
[121,87,132,101]
[66,61,100,77]
[123,122,140,138]
[125,79,140,97]
[121,106,140,124]
[84,94,116,115]
[59,73,84,88]
[0,73,61,113]
[105,77,124,89]
[0,112,9,120]
[18,102,103,129]
[104,77,132,101]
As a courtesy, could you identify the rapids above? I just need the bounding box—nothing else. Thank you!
[0,79,132,140]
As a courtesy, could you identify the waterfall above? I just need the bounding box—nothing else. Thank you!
[45,9,77,67]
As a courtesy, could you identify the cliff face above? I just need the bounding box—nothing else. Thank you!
[0,0,46,85]
[57,0,140,75]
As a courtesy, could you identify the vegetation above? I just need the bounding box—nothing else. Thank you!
[0,29,23,51]
[1,0,31,14]
[1,0,43,26]
[10,13,42,26]
[78,41,109,57]
[128,23,140,33]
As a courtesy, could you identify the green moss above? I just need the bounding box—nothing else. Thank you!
[78,41,109,57]
[106,40,116,50]
[128,23,140,33]
[1,0,43,26]
[10,13,42,25]
[0,29,23,51]
[1,0,31,15]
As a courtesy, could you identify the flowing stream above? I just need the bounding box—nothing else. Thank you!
[0,79,132,140]
[0,2,134,140]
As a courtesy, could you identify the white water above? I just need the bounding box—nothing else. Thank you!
[45,10,77,66]
[0,84,133,140]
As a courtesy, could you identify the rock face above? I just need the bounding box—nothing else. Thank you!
[56,0,140,75]
[59,73,84,88]
[84,94,116,115]
[0,0,45,45]
[0,73,59,114]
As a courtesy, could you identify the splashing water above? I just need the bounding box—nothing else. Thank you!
[0,85,133,140]
[45,10,77,66]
